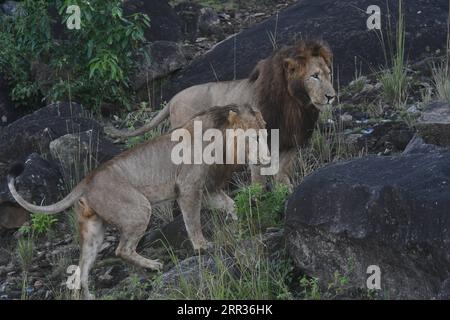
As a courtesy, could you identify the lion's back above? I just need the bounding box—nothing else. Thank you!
[168,79,254,128]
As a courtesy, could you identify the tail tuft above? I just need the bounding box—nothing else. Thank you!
[8,162,25,179]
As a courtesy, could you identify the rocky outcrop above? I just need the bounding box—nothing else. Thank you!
[0,102,120,227]
[415,102,450,147]
[160,0,448,102]
[123,0,183,42]
[150,254,236,297]
[403,134,446,155]
[174,2,222,41]
[285,151,450,299]
[0,102,106,166]
[131,41,187,92]
[0,153,64,228]
[357,121,414,154]
[49,130,120,185]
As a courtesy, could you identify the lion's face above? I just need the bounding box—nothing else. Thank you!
[284,55,336,112]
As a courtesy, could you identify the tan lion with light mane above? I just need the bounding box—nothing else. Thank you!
[8,104,266,300]
[109,40,336,187]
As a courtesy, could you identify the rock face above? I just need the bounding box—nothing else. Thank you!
[151,254,236,297]
[403,134,445,155]
[131,41,187,92]
[415,102,450,147]
[285,151,450,299]
[123,0,183,42]
[0,153,64,228]
[0,102,105,168]
[174,2,222,41]
[0,102,120,228]
[160,0,448,101]
[358,121,414,154]
[49,130,121,185]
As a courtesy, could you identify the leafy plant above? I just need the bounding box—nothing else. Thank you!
[31,213,58,235]
[0,0,150,112]
[20,213,58,236]
[234,183,289,232]
[299,276,321,300]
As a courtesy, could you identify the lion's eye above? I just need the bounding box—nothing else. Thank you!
[312,73,320,79]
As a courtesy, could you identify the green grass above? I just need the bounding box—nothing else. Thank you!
[378,0,408,107]
[431,61,450,101]
[17,234,35,272]
[148,186,293,300]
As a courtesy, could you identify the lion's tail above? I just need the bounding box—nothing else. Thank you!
[106,103,171,139]
[7,163,86,215]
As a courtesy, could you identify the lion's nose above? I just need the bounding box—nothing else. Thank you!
[325,94,336,104]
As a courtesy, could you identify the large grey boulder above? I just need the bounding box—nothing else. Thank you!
[122,0,183,42]
[0,102,120,227]
[159,0,448,102]
[403,134,446,155]
[285,151,450,299]
[49,130,121,185]
[0,153,64,227]
[131,41,187,92]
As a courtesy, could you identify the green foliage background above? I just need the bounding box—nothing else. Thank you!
[0,0,150,112]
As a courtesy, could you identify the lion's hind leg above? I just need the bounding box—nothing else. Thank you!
[115,227,163,271]
[112,192,162,271]
[76,199,105,300]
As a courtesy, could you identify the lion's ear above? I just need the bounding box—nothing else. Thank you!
[227,110,239,125]
[319,45,333,67]
[283,58,298,73]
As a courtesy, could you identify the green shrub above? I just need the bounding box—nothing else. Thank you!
[0,0,150,112]
[234,183,289,232]
[20,213,58,236]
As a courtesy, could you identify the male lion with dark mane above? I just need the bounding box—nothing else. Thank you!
[109,40,336,187]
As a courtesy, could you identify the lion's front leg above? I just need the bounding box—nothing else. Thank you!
[274,149,297,191]
[250,164,268,186]
[206,190,238,221]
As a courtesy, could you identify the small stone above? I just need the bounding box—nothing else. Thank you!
[361,128,374,135]
[218,13,230,20]
[34,280,44,289]
[195,37,208,43]
[340,114,353,123]
[407,105,419,113]
[360,84,375,94]
[252,13,266,18]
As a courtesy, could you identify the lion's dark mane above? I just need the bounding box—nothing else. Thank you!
[249,40,332,151]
